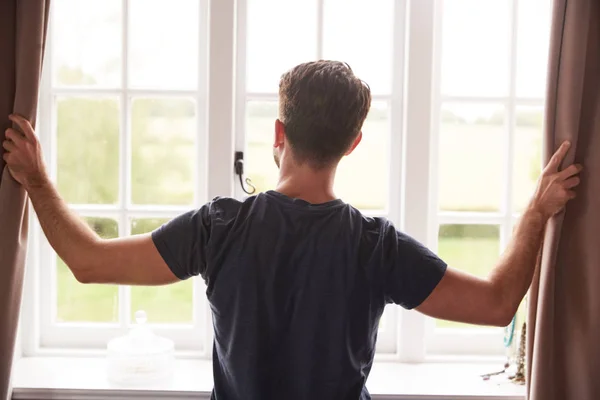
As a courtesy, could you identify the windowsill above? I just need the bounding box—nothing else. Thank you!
[12,357,525,400]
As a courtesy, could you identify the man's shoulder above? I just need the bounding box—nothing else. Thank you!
[209,195,245,208]
[355,211,394,232]
[205,194,266,218]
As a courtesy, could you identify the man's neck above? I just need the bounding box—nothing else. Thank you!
[275,159,338,204]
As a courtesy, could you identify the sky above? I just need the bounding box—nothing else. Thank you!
[51,0,553,121]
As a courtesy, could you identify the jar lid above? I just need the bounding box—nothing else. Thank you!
[107,310,174,355]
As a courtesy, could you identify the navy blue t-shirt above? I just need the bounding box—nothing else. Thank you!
[152,191,447,400]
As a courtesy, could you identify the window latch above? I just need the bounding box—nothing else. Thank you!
[234,151,256,195]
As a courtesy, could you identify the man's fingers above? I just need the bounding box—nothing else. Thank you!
[5,128,26,145]
[8,114,35,141]
[546,141,571,172]
[2,139,16,152]
[558,163,583,180]
[563,176,581,189]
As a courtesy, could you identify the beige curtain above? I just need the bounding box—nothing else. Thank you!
[0,1,51,399]
[527,0,600,399]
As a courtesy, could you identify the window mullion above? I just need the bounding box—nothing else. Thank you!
[428,0,443,362]
[118,0,130,332]
[398,0,437,363]
[25,32,55,355]
[245,93,394,102]
[375,0,409,359]
[205,0,237,353]
[196,0,210,206]
[195,0,211,356]
[502,0,520,251]
[207,0,236,201]
[437,212,505,225]
[234,0,248,201]
[38,16,59,353]
[316,0,324,59]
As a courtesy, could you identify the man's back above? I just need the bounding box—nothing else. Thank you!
[152,191,447,400]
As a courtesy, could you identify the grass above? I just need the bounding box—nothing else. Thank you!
[56,260,194,324]
[56,216,195,324]
[436,236,499,329]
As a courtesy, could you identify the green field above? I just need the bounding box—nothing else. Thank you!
[56,259,193,323]
[436,235,498,329]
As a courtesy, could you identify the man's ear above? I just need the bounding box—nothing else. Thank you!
[345,131,363,156]
[274,119,286,148]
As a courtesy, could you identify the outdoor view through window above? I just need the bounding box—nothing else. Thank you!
[45,0,551,351]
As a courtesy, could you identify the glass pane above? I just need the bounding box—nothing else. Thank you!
[516,0,553,98]
[131,98,196,205]
[129,0,199,89]
[245,101,279,193]
[336,102,389,210]
[56,217,119,323]
[246,0,317,93]
[441,0,510,96]
[130,219,194,323]
[52,0,121,87]
[438,103,505,212]
[323,0,394,95]
[436,224,500,329]
[513,106,543,212]
[57,98,120,204]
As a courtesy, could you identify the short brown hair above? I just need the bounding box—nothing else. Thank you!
[278,60,372,169]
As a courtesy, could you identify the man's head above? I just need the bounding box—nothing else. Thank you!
[274,60,372,170]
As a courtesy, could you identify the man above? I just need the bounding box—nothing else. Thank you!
[3,60,582,400]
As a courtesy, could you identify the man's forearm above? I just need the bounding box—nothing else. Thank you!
[26,178,100,273]
[488,205,548,316]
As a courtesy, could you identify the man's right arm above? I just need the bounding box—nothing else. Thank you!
[416,141,582,326]
[416,207,545,326]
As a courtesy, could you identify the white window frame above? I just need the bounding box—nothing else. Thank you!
[425,0,546,358]
[19,0,545,363]
[23,0,215,356]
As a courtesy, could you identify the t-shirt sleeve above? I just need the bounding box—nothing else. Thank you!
[151,204,212,281]
[382,223,448,309]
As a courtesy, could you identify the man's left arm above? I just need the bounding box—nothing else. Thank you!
[29,180,177,285]
[3,114,179,286]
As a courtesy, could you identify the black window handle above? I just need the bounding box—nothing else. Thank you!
[234,151,256,195]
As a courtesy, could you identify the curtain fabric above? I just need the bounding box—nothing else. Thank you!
[0,1,51,399]
[527,0,600,399]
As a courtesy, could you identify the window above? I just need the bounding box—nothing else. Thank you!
[21,0,552,362]
[426,0,552,356]
[34,0,210,352]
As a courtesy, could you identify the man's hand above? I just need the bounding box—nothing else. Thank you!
[2,114,49,189]
[529,140,582,219]
[417,140,582,326]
